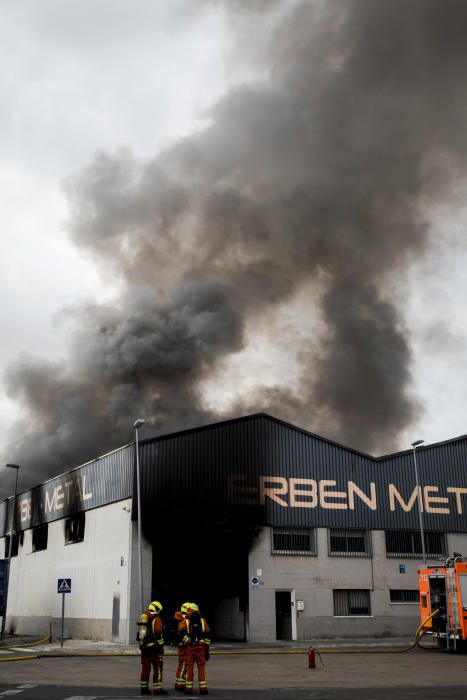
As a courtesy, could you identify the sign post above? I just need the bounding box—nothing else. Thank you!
[57,578,71,647]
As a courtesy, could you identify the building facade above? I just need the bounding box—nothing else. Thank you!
[1,414,467,642]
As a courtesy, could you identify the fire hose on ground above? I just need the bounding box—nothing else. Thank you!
[0,609,440,662]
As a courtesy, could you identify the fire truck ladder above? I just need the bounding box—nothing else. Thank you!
[446,566,458,651]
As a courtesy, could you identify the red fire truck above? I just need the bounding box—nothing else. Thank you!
[419,555,467,650]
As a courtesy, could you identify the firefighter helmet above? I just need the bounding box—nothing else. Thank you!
[187,602,199,613]
[181,602,191,614]
[148,601,163,614]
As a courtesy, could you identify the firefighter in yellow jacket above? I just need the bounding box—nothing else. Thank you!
[137,600,167,695]
[179,603,211,695]
[174,601,191,691]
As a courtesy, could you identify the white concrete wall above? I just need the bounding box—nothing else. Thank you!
[3,516,467,642]
[0,499,152,643]
[248,527,467,640]
[128,516,153,640]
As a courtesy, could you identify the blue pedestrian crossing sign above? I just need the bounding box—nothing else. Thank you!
[57,578,72,593]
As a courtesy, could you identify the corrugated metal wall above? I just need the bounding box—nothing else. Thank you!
[0,443,134,536]
[2,413,466,537]
[138,414,467,533]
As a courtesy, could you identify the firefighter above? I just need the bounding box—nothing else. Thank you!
[180,603,211,695]
[137,600,167,695]
[174,601,191,692]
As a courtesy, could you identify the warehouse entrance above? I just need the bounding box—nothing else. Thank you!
[150,527,251,641]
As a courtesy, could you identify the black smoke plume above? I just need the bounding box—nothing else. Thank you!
[4,0,467,495]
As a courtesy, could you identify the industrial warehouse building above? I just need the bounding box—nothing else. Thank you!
[1,413,467,643]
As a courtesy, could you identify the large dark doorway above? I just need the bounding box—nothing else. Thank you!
[151,526,250,641]
[275,590,292,640]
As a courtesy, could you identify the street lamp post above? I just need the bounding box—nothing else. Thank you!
[1,464,20,640]
[134,419,145,615]
[411,440,427,565]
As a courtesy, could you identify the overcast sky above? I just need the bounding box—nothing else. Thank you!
[1,0,467,498]
[0,0,232,485]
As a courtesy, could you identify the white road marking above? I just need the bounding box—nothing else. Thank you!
[0,685,38,696]
[0,650,13,655]
[8,648,38,654]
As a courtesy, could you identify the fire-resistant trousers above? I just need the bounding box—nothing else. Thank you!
[140,647,164,694]
[175,645,187,690]
[184,644,208,694]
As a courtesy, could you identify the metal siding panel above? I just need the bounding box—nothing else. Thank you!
[4,415,467,537]
[1,444,133,534]
[138,415,467,534]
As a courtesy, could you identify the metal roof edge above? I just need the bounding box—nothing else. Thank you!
[139,412,377,460]
[139,413,467,463]
[377,433,467,461]
[0,442,134,506]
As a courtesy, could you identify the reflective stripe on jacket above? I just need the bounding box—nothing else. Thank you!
[180,617,210,646]
[138,610,164,647]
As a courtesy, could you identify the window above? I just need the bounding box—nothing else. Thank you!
[4,532,23,557]
[272,527,317,555]
[459,575,467,611]
[65,512,85,544]
[385,530,446,558]
[390,589,419,603]
[333,589,371,616]
[329,529,371,556]
[32,524,48,552]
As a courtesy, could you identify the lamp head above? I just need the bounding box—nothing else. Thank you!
[5,464,19,470]
[411,439,424,448]
[133,418,145,430]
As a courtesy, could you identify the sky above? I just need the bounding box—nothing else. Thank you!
[1,0,467,500]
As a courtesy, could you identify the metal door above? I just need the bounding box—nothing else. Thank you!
[275,590,292,640]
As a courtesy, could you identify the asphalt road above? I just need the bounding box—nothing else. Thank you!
[0,685,466,700]
[0,647,466,699]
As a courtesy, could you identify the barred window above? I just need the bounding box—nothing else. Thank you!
[333,589,371,616]
[65,512,85,544]
[385,530,446,558]
[32,524,48,552]
[329,529,371,556]
[272,527,317,555]
[390,589,419,603]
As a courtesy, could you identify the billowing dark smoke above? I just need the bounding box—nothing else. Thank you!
[4,0,467,493]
